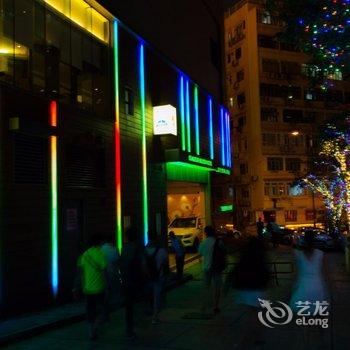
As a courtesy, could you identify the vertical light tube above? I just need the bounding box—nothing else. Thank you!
[226,112,232,167]
[139,43,148,245]
[50,100,58,297]
[113,21,122,253]
[208,97,214,160]
[220,107,226,166]
[225,111,230,167]
[179,76,186,151]
[194,86,200,155]
[185,79,191,152]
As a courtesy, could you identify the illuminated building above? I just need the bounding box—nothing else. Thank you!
[224,0,350,228]
[0,0,229,316]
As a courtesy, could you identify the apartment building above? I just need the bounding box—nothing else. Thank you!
[224,0,350,228]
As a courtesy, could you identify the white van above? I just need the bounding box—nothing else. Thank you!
[168,216,204,250]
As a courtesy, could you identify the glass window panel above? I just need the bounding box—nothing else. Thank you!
[60,62,71,102]
[14,0,33,48]
[91,8,109,42]
[32,51,45,92]
[71,0,91,32]
[71,29,82,70]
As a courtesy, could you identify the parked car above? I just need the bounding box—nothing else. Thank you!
[263,223,293,245]
[294,229,335,251]
[168,216,204,250]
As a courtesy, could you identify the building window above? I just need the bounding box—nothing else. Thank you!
[261,11,272,24]
[239,163,248,175]
[237,93,246,105]
[285,210,297,222]
[236,69,244,82]
[235,47,242,60]
[264,182,286,197]
[305,210,315,221]
[261,107,278,122]
[285,158,301,172]
[262,133,280,146]
[124,87,134,116]
[241,188,250,199]
[262,59,280,73]
[267,157,283,171]
[283,109,303,123]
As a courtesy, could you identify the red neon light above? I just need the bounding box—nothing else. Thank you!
[50,101,57,127]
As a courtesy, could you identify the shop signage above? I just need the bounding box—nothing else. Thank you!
[220,204,234,212]
[153,104,177,136]
[188,155,213,166]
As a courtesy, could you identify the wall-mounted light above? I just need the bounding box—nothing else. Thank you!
[153,105,177,136]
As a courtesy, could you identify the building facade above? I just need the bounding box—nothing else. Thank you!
[0,0,230,316]
[224,0,350,229]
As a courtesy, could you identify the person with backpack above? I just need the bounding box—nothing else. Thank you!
[73,234,108,340]
[120,227,145,339]
[145,235,168,324]
[198,226,225,314]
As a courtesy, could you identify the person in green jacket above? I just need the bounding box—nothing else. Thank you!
[73,234,108,340]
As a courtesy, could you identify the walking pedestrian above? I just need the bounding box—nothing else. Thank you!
[231,237,270,346]
[169,231,185,279]
[120,227,145,339]
[73,234,108,340]
[101,235,120,319]
[198,226,225,314]
[145,235,168,324]
[256,217,264,240]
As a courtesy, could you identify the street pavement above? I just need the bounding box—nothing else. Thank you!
[2,246,350,350]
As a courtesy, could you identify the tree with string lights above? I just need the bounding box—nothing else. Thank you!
[267,0,350,81]
[301,119,350,233]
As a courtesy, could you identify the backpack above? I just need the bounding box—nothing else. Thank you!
[146,247,160,281]
[212,239,226,272]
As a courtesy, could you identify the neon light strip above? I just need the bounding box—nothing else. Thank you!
[225,111,230,167]
[113,21,122,253]
[179,76,186,151]
[194,86,200,155]
[185,79,191,152]
[227,111,232,167]
[50,101,58,297]
[139,43,149,245]
[220,107,226,166]
[216,167,231,175]
[208,97,214,160]
[188,155,213,167]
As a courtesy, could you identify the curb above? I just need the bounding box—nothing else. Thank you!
[0,274,193,347]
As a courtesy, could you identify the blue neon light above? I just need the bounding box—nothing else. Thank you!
[208,97,214,160]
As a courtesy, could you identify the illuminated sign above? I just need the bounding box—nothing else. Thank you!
[188,155,213,167]
[216,167,231,175]
[153,105,177,136]
[220,204,233,212]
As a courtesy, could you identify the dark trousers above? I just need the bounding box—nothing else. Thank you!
[175,254,185,279]
[124,287,137,334]
[86,293,105,323]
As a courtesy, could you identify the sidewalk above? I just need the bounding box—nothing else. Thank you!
[0,271,193,346]
[2,247,350,350]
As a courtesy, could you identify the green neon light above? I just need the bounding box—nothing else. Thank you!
[216,167,231,175]
[188,155,213,167]
[194,86,200,155]
[139,43,148,245]
[220,204,233,212]
[185,79,191,152]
